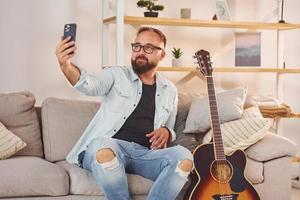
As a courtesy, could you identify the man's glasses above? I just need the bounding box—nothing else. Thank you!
[131,43,163,54]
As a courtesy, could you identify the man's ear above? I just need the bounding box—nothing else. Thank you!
[160,50,166,61]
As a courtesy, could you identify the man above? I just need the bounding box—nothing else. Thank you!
[55,26,193,200]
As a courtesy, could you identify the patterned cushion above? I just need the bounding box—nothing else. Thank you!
[0,122,26,159]
[203,106,270,154]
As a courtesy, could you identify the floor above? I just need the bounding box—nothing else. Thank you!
[292,188,300,200]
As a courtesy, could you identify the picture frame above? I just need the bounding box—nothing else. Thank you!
[235,32,261,67]
[214,0,231,21]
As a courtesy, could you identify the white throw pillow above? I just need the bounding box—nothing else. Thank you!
[203,106,270,154]
[183,87,247,133]
[0,122,26,160]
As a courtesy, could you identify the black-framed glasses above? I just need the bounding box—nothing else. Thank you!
[131,43,163,54]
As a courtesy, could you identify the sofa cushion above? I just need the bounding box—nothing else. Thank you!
[183,87,247,133]
[175,92,203,135]
[172,93,202,151]
[57,161,153,195]
[42,98,100,162]
[0,91,43,157]
[0,156,69,197]
[245,132,298,162]
[245,157,264,184]
[0,122,27,159]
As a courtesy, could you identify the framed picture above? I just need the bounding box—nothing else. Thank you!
[214,0,231,20]
[235,32,261,67]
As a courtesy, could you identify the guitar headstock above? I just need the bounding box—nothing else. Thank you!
[194,49,213,76]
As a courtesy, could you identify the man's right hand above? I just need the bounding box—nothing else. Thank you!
[55,36,76,69]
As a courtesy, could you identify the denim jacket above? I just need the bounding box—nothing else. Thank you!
[66,66,178,164]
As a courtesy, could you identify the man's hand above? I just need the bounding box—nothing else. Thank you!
[146,127,170,150]
[55,36,80,86]
[55,36,77,69]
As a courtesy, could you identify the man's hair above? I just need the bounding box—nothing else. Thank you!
[137,27,166,48]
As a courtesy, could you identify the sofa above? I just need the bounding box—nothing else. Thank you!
[0,91,298,200]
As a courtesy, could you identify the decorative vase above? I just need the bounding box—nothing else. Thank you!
[180,8,191,19]
[144,11,159,17]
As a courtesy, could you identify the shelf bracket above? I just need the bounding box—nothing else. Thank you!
[174,71,205,86]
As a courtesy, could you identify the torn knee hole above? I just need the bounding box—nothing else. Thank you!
[178,159,193,172]
[96,148,116,164]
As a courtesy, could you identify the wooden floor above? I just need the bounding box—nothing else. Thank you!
[292,188,300,200]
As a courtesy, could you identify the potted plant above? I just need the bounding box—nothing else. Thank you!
[172,47,184,67]
[137,0,164,17]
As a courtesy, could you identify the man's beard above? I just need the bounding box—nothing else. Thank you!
[131,55,157,75]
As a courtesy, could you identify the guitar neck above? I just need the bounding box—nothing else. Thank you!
[206,76,226,160]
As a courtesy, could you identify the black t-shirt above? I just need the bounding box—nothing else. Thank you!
[113,83,156,148]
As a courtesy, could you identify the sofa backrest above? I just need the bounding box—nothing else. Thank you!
[41,97,100,162]
[0,91,44,157]
[40,93,204,162]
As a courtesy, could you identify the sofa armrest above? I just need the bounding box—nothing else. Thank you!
[245,132,298,162]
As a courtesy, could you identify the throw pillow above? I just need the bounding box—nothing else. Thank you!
[0,122,26,159]
[0,91,43,157]
[183,87,247,133]
[203,106,270,154]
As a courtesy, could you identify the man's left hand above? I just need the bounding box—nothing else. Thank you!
[146,127,170,150]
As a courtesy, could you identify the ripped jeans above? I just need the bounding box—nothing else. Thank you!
[80,137,193,200]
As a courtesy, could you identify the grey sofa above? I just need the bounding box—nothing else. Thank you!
[0,91,298,200]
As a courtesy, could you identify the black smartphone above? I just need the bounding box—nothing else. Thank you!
[63,23,76,54]
[63,23,76,41]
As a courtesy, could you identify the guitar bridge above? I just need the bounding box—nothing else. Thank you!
[213,194,239,200]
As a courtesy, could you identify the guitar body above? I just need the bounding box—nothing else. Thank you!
[184,143,260,200]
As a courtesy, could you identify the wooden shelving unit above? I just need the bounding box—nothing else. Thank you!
[103,16,300,30]
[101,1,300,121]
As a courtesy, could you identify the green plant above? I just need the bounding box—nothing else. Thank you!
[172,47,184,59]
[137,0,164,12]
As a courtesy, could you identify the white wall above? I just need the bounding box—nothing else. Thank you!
[0,0,299,147]
[0,0,102,103]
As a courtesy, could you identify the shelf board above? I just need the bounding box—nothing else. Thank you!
[158,67,300,73]
[290,156,300,163]
[103,16,300,30]
[289,113,300,118]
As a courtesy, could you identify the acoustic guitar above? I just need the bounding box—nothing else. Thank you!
[184,49,260,200]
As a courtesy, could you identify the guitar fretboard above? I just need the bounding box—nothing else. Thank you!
[206,76,226,161]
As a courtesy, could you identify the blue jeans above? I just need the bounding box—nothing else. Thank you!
[81,137,193,200]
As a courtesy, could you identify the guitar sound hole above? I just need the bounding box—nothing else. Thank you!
[213,194,239,200]
[210,160,233,183]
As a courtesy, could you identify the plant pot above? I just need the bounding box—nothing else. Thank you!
[144,11,159,17]
[172,58,183,67]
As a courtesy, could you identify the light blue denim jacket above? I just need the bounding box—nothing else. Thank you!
[66,66,178,164]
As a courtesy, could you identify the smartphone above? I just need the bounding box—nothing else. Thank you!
[63,23,76,41]
[63,23,76,54]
